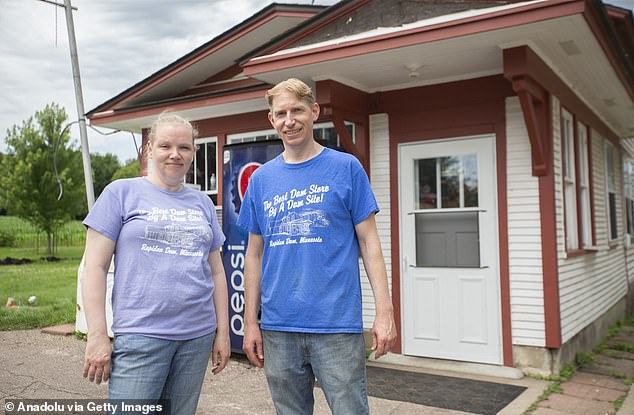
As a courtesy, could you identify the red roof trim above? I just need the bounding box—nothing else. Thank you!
[90,88,268,126]
[244,0,585,75]
[87,6,322,117]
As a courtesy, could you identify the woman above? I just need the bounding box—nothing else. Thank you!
[81,112,230,415]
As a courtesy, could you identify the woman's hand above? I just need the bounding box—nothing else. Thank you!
[211,330,231,375]
[83,333,112,384]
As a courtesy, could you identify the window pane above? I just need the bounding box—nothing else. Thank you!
[607,144,616,191]
[415,158,437,209]
[195,145,205,189]
[205,142,217,192]
[609,193,618,240]
[565,181,579,249]
[441,157,460,208]
[562,111,574,179]
[415,211,480,267]
[463,154,478,207]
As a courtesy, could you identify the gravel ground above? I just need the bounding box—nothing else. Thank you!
[0,329,474,415]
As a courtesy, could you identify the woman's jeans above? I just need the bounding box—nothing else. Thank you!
[108,332,214,415]
[262,330,369,415]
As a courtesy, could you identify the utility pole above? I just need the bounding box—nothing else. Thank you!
[42,0,102,335]
[41,0,95,209]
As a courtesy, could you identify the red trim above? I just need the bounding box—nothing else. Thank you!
[315,80,371,171]
[504,46,562,348]
[512,76,550,176]
[98,9,318,112]
[379,75,515,365]
[541,171,562,348]
[583,3,634,103]
[244,1,585,75]
[271,0,373,53]
[90,88,269,126]
[389,132,402,355]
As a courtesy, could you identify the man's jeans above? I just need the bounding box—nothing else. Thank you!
[262,330,369,415]
[108,332,214,415]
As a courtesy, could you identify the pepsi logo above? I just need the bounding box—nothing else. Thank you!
[238,162,261,201]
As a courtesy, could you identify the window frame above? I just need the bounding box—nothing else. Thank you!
[226,122,355,148]
[186,136,218,197]
[624,159,634,237]
[576,121,593,248]
[561,109,579,251]
[561,107,595,253]
[605,140,619,242]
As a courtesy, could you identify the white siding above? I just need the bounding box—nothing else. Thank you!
[360,114,392,329]
[506,97,546,346]
[552,96,629,343]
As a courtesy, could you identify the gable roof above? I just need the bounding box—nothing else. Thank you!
[87,3,325,130]
[88,0,634,140]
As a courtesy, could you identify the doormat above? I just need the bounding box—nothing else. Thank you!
[366,366,526,415]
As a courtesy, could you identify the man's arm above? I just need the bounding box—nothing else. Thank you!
[81,228,115,384]
[242,232,265,367]
[355,214,397,359]
[208,249,231,374]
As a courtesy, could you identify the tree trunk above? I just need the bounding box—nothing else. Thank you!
[47,232,52,256]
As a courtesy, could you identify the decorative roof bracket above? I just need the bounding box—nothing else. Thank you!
[512,75,550,176]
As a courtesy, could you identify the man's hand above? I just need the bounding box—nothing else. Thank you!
[242,321,264,367]
[371,313,397,359]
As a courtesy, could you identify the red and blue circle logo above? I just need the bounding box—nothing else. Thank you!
[237,162,261,201]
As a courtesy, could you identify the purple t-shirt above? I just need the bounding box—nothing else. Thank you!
[83,177,225,340]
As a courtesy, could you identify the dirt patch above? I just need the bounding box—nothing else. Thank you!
[0,257,34,265]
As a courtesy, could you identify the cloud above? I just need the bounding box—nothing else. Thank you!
[0,0,334,162]
[2,0,627,162]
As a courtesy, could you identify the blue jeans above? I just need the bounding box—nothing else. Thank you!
[108,332,214,415]
[262,330,369,415]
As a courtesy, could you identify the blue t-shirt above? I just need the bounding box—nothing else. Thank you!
[237,148,378,333]
[83,177,225,340]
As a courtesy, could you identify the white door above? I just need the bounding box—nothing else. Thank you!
[399,135,502,364]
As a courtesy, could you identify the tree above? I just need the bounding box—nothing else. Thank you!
[0,103,85,254]
[112,158,140,181]
[91,152,120,198]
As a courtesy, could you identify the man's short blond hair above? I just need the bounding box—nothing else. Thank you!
[265,78,315,109]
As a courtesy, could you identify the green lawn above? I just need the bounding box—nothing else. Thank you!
[0,250,82,330]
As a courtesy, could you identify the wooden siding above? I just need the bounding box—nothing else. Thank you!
[552,96,628,344]
[360,114,392,329]
[506,97,546,346]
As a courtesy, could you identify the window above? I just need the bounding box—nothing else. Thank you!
[561,109,578,250]
[624,159,634,236]
[605,141,618,241]
[186,137,217,202]
[413,154,480,267]
[227,122,355,149]
[577,123,592,247]
[561,109,594,251]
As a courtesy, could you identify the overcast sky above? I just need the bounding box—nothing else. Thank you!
[0,0,632,163]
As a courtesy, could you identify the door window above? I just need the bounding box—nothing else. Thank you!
[413,154,480,267]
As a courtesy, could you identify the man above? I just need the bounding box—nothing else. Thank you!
[237,78,396,414]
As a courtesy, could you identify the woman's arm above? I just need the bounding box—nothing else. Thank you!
[81,228,115,384]
[209,249,230,374]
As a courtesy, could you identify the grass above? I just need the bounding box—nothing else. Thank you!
[0,249,82,331]
[0,216,86,249]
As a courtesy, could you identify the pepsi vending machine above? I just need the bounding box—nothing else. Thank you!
[222,140,284,352]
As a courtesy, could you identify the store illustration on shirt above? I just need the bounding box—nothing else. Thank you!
[263,184,331,246]
[266,210,329,236]
[138,207,211,256]
[143,224,210,249]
